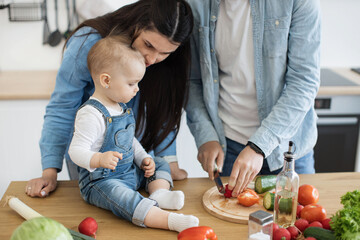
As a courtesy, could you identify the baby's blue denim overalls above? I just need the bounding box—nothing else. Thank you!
[77,99,173,227]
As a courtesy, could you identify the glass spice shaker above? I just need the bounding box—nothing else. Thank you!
[248,210,273,240]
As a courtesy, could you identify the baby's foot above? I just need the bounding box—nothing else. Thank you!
[168,212,199,232]
[149,189,184,210]
[169,162,188,180]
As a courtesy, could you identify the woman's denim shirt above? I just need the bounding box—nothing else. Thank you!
[40,27,177,171]
[186,0,321,171]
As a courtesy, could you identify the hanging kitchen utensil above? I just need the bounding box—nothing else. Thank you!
[72,0,79,26]
[63,0,71,39]
[0,2,44,22]
[42,0,50,44]
[47,0,62,47]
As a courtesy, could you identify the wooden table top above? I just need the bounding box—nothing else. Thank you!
[1,172,360,239]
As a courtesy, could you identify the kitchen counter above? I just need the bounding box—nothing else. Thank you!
[318,68,360,96]
[1,172,360,239]
[0,70,56,100]
[0,68,360,100]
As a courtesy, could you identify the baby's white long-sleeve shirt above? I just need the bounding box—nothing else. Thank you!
[68,98,151,172]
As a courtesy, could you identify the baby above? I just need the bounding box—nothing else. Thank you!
[68,35,198,232]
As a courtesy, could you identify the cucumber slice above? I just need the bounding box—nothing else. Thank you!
[263,192,292,213]
[255,175,277,194]
[263,192,275,210]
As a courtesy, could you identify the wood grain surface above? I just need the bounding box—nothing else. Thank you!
[1,173,360,240]
[0,71,56,99]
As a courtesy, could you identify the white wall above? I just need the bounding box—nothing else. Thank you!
[1,0,360,198]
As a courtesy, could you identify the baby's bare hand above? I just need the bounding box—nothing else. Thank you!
[100,151,122,170]
[141,157,155,177]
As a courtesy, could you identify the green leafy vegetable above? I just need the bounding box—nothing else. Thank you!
[341,190,360,208]
[330,190,360,240]
[10,217,73,240]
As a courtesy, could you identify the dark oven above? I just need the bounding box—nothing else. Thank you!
[314,69,360,173]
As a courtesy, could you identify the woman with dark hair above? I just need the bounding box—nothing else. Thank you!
[26,0,193,198]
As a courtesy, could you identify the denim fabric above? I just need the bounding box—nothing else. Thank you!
[77,99,173,227]
[221,138,315,176]
[186,0,321,172]
[40,26,177,173]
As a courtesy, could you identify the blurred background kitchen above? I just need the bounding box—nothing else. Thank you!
[1,0,360,198]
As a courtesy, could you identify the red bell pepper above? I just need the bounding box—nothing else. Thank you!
[178,226,218,240]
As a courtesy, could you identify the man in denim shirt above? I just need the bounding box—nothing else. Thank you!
[186,0,321,197]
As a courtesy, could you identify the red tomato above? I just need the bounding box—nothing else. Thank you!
[237,189,260,207]
[300,204,327,223]
[298,184,319,205]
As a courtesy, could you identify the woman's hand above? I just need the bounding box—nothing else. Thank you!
[228,146,263,197]
[25,168,58,198]
[141,157,155,178]
[197,141,224,180]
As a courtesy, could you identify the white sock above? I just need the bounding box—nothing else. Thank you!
[149,189,184,210]
[168,212,199,232]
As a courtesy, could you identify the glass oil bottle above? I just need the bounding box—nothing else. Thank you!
[273,141,299,228]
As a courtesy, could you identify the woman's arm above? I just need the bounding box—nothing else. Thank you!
[26,27,101,198]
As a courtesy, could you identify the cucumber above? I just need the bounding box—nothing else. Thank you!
[255,175,277,194]
[263,192,292,213]
[263,192,275,210]
[303,227,336,240]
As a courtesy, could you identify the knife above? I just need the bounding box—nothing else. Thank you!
[213,163,225,194]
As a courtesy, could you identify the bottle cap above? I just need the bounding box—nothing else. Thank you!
[284,141,296,161]
[249,210,273,225]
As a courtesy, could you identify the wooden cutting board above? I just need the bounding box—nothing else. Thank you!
[202,183,271,224]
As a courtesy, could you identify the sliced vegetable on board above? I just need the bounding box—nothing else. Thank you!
[254,175,277,194]
[224,184,233,198]
[237,188,260,207]
[263,191,292,213]
[263,192,275,210]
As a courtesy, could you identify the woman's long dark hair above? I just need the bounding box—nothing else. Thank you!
[65,0,193,153]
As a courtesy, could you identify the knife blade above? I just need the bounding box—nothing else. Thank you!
[213,163,225,194]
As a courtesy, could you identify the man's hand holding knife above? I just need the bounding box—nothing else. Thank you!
[197,141,263,197]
